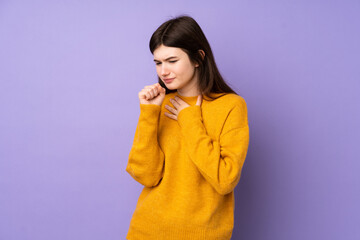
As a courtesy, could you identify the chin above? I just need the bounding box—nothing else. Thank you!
[164,83,179,90]
[166,86,176,90]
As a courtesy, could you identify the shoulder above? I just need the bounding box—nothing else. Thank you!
[214,94,249,130]
[210,93,248,124]
[208,93,247,111]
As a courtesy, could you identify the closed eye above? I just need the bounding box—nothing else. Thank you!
[156,60,178,65]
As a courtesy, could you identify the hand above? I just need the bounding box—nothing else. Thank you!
[165,94,203,120]
[139,83,166,106]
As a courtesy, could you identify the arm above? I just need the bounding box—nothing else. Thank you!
[126,104,165,188]
[177,99,249,195]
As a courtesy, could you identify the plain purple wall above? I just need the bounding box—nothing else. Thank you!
[0,1,359,239]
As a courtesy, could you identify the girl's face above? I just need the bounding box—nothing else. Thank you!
[153,44,199,93]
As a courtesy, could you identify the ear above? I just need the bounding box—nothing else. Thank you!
[195,49,205,67]
[198,49,205,60]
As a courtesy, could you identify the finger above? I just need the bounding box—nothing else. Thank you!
[143,86,152,98]
[157,84,163,93]
[196,94,202,106]
[153,86,158,95]
[139,90,150,100]
[165,104,177,114]
[150,88,157,98]
[164,112,176,120]
[160,86,166,94]
[174,95,183,102]
[146,89,153,99]
[151,83,159,91]
[144,85,156,92]
[150,88,156,97]
[145,89,152,99]
[169,98,179,107]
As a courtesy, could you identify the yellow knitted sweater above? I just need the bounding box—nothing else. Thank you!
[125,92,249,240]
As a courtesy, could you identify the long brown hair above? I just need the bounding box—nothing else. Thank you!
[149,14,239,101]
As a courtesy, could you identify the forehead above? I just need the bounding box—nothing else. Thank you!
[153,45,185,60]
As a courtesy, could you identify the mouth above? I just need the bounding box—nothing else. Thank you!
[164,78,175,83]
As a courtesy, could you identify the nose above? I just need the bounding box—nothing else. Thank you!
[161,64,169,77]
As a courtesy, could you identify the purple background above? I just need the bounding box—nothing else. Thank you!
[0,0,359,239]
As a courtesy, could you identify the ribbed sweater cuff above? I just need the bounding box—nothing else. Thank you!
[139,103,161,119]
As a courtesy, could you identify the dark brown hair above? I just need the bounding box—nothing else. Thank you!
[149,14,239,101]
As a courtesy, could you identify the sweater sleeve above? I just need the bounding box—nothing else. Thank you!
[177,99,249,195]
[126,104,165,188]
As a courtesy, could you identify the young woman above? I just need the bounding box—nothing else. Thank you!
[125,15,249,240]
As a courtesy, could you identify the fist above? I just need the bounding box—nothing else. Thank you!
[138,83,166,106]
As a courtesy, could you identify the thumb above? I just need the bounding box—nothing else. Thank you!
[159,86,166,95]
[196,94,202,106]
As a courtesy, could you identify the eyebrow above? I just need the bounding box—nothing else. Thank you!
[153,56,178,62]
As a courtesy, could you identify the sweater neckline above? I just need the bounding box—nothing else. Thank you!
[177,94,199,99]
[174,93,200,105]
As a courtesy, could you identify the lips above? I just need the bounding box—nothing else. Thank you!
[164,78,175,83]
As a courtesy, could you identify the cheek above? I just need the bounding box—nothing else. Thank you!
[174,64,186,75]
